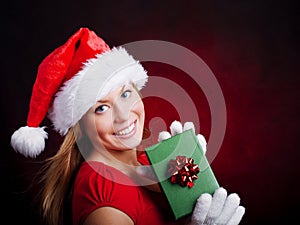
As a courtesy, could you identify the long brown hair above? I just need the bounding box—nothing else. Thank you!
[39,124,83,225]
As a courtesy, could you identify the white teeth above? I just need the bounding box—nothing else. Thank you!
[115,122,135,136]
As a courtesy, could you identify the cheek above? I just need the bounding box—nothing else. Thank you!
[80,115,94,138]
[95,114,113,137]
[81,113,113,143]
[133,100,145,120]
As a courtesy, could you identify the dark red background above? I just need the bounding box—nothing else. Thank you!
[1,0,299,224]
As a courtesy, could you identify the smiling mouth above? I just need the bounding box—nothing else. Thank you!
[114,120,137,137]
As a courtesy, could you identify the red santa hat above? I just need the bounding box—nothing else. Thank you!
[11,27,148,158]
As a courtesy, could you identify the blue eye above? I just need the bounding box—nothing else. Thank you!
[121,90,132,98]
[95,105,109,113]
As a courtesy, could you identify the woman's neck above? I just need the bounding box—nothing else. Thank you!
[85,146,161,192]
[86,147,141,167]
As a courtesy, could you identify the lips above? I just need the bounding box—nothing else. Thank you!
[114,120,137,137]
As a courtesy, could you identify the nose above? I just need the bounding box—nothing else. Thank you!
[113,100,130,123]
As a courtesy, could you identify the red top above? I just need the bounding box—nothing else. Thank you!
[72,153,185,225]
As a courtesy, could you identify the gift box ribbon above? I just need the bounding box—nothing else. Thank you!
[168,156,200,188]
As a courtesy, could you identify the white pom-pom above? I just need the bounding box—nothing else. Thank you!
[11,126,48,158]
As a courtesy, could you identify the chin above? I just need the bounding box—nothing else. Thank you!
[118,136,143,150]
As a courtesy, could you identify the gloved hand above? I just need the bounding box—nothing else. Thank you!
[190,187,245,225]
[158,120,207,154]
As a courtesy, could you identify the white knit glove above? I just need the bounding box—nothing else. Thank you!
[158,120,207,154]
[190,187,245,225]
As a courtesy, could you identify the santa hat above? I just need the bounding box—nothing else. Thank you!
[11,27,148,158]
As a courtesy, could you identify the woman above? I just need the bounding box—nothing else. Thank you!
[11,27,245,225]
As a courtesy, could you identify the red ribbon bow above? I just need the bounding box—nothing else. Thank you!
[168,156,200,188]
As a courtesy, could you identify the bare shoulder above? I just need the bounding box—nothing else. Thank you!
[83,206,134,225]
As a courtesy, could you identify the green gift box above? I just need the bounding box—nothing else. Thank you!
[145,129,219,220]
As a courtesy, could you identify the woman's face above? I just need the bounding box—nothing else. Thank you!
[80,83,145,151]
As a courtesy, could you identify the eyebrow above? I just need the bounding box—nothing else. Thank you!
[96,85,127,104]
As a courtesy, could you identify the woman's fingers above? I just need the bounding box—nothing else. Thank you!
[190,188,245,225]
[214,193,241,225]
[170,120,183,136]
[191,193,212,225]
[158,120,207,155]
[158,131,171,142]
[197,134,207,154]
[226,206,246,225]
[204,187,227,225]
[183,121,195,132]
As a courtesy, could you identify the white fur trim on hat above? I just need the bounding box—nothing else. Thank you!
[48,47,148,135]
